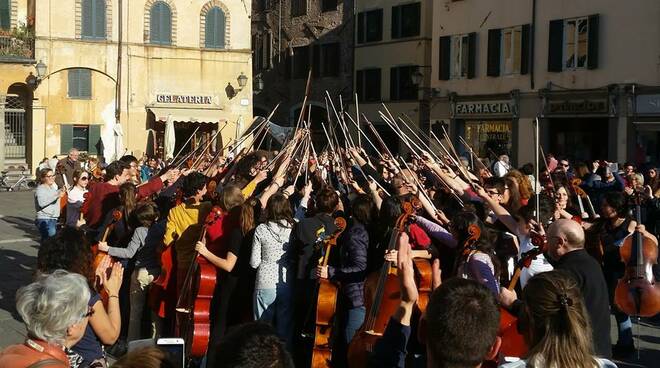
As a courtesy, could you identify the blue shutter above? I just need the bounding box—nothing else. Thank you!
[206,7,225,48]
[150,2,172,45]
[0,0,10,30]
[162,4,172,44]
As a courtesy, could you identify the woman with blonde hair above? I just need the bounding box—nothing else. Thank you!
[501,270,617,368]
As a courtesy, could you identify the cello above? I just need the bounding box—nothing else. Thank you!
[614,194,660,317]
[347,198,423,368]
[311,217,347,368]
[175,206,223,359]
[92,209,123,305]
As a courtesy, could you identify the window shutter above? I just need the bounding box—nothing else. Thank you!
[79,69,92,98]
[356,70,364,101]
[548,19,564,72]
[205,10,215,47]
[60,125,73,154]
[88,125,101,154]
[372,69,382,101]
[150,4,161,43]
[375,9,383,41]
[94,0,106,39]
[82,0,93,37]
[312,44,320,77]
[392,6,401,39]
[390,67,398,100]
[68,70,79,97]
[162,4,172,45]
[587,14,599,70]
[265,32,272,69]
[216,9,226,48]
[439,36,451,80]
[206,8,225,48]
[357,13,365,43]
[0,0,10,30]
[521,24,530,75]
[467,32,477,79]
[487,28,501,77]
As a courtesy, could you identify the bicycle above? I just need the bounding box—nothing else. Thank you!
[0,166,38,191]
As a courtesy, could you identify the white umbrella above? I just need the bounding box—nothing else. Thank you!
[101,102,116,161]
[164,114,176,160]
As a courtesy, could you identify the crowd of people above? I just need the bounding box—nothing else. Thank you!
[1,124,659,368]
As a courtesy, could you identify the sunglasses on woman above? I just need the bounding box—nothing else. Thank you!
[80,177,89,181]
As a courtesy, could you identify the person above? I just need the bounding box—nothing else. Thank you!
[110,347,175,368]
[502,218,612,358]
[0,270,91,368]
[500,271,617,368]
[493,154,510,178]
[250,193,296,349]
[37,228,124,367]
[55,148,82,188]
[66,169,90,228]
[141,157,159,183]
[97,202,163,342]
[120,155,141,185]
[211,322,294,368]
[647,167,660,197]
[369,233,501,367]
[34,168,64,242]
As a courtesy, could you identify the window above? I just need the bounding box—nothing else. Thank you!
[548,14,599,72]
[392,3,420,39]
[72,126,90,151]
[291,0,307,17]
[60,124,101,154]
[564,17,588,69]
[312,43,340,77]
[292,45,309,79]
[501,26,522,74]
[205,7,226,49]
[150,2,172,45]
[81,0,106,39]
[0,0,10,30]
[322,0,337,12]
[451,34,469,79]
[357,9,383,44]
[68,69,92,99]
[356,68,381,102]
[253,32,272,72]
[390,66,417,101]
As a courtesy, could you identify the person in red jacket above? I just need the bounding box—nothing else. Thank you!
[0,270,91,368]
[84,160,178,230]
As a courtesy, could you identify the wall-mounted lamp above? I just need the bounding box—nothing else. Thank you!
[253,74,264,95]
[226,72,249,99]
[26,59,47,90]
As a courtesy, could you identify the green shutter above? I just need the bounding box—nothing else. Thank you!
[68,70,79,97]
[467,32,476,79]
[61,125,73,154]
[521,24,531,75]
[548,19,564,72]
[82,0,93,37]
[205,9,216,47]
[392,6,401,39]
[151,2,172,45]
[150,4,160,43]
[487,28,501,77]
[80,69,92,98]
[88,125,101,154]
[162,5,172,44]
[0,0,10,30]
[357,12,364,43]
[439,36,451,80]
[587,14,599,70]
[205,7,225,48]
[94,0,106,39]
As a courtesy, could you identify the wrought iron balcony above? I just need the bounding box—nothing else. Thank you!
[0,28,35,62]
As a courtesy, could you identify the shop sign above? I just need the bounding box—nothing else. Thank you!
[453,100,514,117]
[156,94,213,105]
[547,99,608,114]
[636,94,660,115]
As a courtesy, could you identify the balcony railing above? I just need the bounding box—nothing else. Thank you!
[0,28,35,62]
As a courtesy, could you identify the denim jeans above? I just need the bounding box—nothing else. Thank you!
[254,284,294,350]
[332,305,366,368]
[35,218,57,243]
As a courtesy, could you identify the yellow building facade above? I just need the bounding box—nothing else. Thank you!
[1,0,252,172]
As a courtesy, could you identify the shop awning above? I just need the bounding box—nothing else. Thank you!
[147,107,226,124]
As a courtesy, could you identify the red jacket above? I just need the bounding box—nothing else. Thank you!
[84,177,163,229]
[0,339,69,368]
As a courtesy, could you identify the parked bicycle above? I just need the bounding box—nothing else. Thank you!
[0,166,37,191]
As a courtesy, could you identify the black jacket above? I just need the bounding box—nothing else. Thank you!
[555,249,612,358]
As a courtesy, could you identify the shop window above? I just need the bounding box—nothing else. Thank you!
[68,69,92,99]
[322,0,337,12]
[356,68,381,102]
[463,120,512,158]
[60,124,101,154]
[357,9,383,44]
[81,0,107,40]
[291,0,307,17]
[548,14,599,71]
[205,6,226,49]
[312,43,340,78]
[150,1,172,45]
[0,0,10,30]
[391,3,420,39]
[291,45,309,79]
[390,65,417,101]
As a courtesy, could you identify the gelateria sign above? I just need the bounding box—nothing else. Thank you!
[156,94,213,105]
[453,100,515,117]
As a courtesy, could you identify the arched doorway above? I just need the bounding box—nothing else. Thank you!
[292,103,328,148]
[5,83,33,165]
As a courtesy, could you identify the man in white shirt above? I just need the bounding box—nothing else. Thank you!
[493,154,510,177]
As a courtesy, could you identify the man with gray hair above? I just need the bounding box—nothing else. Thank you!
[55,148,82,189]
[0,270,91,367]
[493,154,510,177]
[500,219,612,358]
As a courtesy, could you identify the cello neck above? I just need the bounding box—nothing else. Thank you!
[366,228,399,330]
[635,203,644,277]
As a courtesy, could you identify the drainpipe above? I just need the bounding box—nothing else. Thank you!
[530,0,536,90]
[0,96,5,170]
[115,0,123,158]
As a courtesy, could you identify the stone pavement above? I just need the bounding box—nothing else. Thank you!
[0,190,658,367]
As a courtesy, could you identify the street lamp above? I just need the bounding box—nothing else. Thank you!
[411,69,424,86]
[26,59,48,90]
[237,72,248,89]
[254,74,264,94]
[36,60,47,79]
